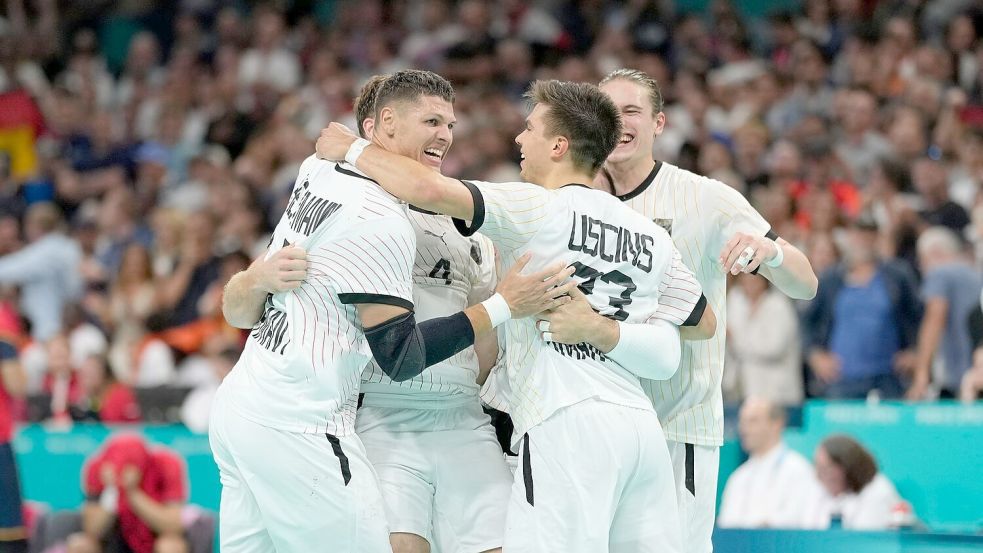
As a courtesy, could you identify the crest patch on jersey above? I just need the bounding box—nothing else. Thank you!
[470,240,482,264]
[653,218,673,236]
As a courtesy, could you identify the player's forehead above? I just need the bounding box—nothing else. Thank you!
[600,79,649,110]
[402,94,456,122]
[526,103,549,125]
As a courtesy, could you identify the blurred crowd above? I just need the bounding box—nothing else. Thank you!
[1,0,983,432]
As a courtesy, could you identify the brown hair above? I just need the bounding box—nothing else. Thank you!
[354,74,388,139]
[524,80,621,175]
[820,434,878,493]
[600,68,665,115]
[373,70,455,120]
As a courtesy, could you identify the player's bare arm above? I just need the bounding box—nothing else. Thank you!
[316,123,474,220]
[679,306,716,341]
[719,233,818,300]
[356,256,574,383]
[222,245,308,328]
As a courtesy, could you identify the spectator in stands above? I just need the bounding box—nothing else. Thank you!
[835,87,894,186]
[725,274,803,405]
[155,212,220,329]
[71,354,141,423]
[0,203,82,340]
[0,335,27,553]
[69,434,188,553]
[912,156,970,235]
[909,227,983,399]
[44,334,80,423]
[805,434,906,530]
[718,397,819,529]
[803,214,921,399]
[106,244,158,384]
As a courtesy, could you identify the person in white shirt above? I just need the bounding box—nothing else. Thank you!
[725,274,803,405]
[717,397,819,528]
[594,68,819,553]
[807,434,906,530]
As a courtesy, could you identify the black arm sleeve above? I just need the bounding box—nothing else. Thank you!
[364,311,476,382]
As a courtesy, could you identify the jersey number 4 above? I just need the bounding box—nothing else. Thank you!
[429,258,452,285]
[570,262,637,321]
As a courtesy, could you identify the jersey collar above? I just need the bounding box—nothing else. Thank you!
[615,161,663,202]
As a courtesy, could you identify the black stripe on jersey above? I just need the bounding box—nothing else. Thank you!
[338,293,413,310]
[334,163,378,183]
[409,205,440,215]
[682,294,708,327]
[326,434,352,486]
[750,229,781,276]
[451,180,485,237]
[558,183,592,190]
[616,161,663,202]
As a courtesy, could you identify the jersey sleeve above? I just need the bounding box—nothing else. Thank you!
[312,216,416,309]
[453,180,553,253]
[649,247,707,326]
[709,179,773,253]
[466,234,498,305]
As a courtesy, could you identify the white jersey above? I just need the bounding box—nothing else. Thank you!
[360,209,497,407]
[618,162,770,446]
[222,157,415,436]
[459,180,704,442]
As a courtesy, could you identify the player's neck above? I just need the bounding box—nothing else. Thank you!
[605,157,657,196]
[540,166,594,190]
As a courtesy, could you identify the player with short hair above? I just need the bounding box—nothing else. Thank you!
[352,74,513,553]
[316,79,716,553]
[592,68,819,552]
[213,70,572,553]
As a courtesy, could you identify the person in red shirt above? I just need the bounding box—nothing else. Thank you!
[68,434,188,553]
[1,338,28,553]
[71,354,141,424]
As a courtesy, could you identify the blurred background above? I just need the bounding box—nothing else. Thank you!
[0,0,981,552]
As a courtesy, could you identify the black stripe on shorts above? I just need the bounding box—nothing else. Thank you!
[522,433,534,506]
[326,434,352,486]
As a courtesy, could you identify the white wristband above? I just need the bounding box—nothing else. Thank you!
[481,293,512,328]
[765,241,784,268]
[344,138,371,166]
[100,486,119,514]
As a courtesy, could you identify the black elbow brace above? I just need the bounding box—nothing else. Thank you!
[364,311,476,382]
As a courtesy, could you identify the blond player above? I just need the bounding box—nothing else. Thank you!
[593,69,818,552]
[316,80,716,553]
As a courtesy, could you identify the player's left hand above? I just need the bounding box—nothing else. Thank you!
[315,123,358,161]
[497,253,577,319]
[719,232,778,275]
[120,465,142,491]
[536,286,598,344]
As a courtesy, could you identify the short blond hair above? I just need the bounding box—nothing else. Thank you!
[600,68,665,114]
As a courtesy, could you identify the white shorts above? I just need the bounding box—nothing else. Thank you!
[358,405,512,553]
[666,441,720,553]
[504,400,682,553]
[209,388,392,553]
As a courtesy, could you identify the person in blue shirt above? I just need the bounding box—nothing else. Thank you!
[803,215,922,399]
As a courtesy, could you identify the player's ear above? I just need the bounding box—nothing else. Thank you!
[362,118,376,140]
[378,107,397,137]
[551,136,569,161]
[654,111,667,137]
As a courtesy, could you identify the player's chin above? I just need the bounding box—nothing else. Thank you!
[420,154,443,169]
